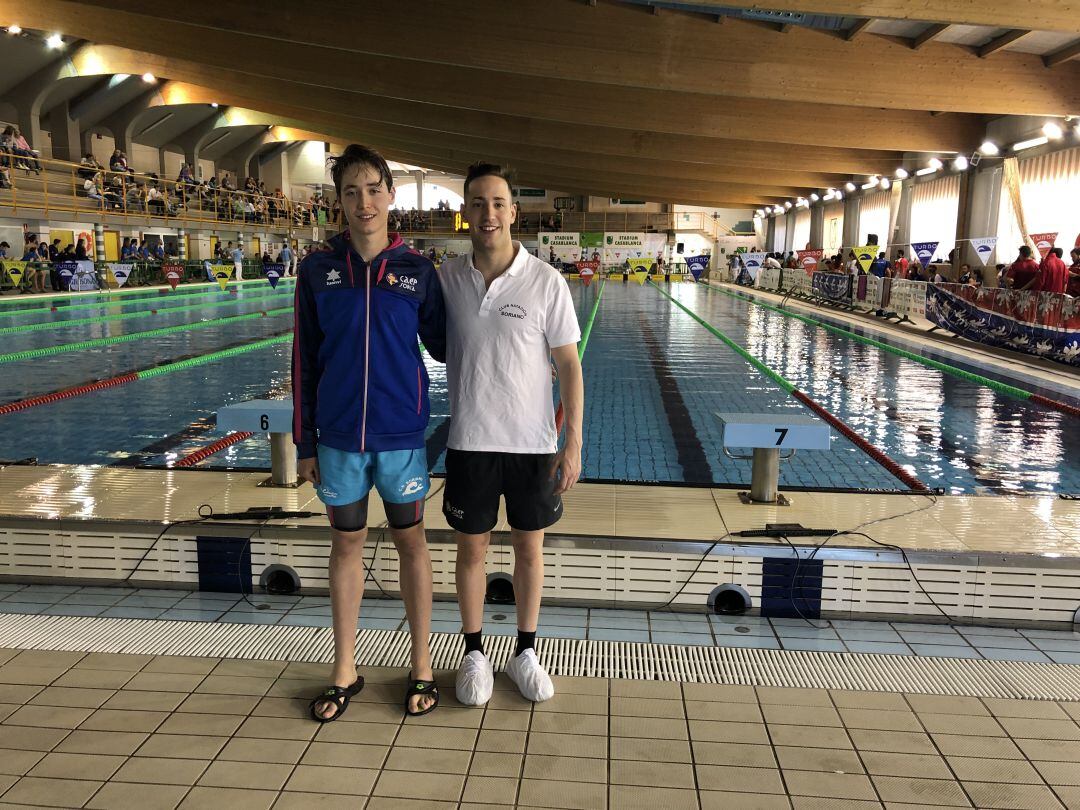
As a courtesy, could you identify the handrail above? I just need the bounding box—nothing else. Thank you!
[387,209,723,238]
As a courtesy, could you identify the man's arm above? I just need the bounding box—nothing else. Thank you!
[550,342,583,494]
[291,267,322,464]
[418,266,447,363]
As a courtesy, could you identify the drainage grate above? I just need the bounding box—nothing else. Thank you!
[2,613,1079,701]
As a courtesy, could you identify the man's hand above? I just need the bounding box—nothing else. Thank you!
[550,441,581,494]
[298,457,320,486]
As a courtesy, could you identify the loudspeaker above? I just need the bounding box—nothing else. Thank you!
[866,233,879,245]
[676,242,685,254]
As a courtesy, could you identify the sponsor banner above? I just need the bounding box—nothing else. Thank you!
[55,261,78,290]
[890,279,927,318]
[853,245,877,274]
[911,241,939,270]
[756,267,781,291]
[926,283,1080,366]
[67,260,98,291]
[604,232,660,264]
[970,237,998,266]
[575,261,599,286]
[627,257,656,276]
[163,263,183,290]
[742,252,766,281]
[264,263,285,289]
[811,271,853,304]
[211,263,232,291]
[109,262,134,288]
[685,255,710,281]
[1029,232,1058,259]
[580,232,604,259]
[539,232,581,265]
[3,261,27,286]
[796,249,824,276]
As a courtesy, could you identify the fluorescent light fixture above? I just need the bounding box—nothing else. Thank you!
[141,72,156,83]
[1043,121,1063,140]
[827,188,837,194]
[836,191,844,200]
[953,155,969,171]
[860,180,878,190]
[978,141,999,155]
[210,102,219,108]
[784,201,792,210]
[895,168,909,179]
[45,33,63,49]
[809,193,819,202]
[879,177,891,190]
[1013,135,1049,151]
[927,158,943,170]
[755,209,764,217]
[844,182,856,192]
[7,24,21,34]
[915,166,937,176]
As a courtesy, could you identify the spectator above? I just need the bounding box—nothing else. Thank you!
[120,237,134,260]
[958,263,973,284]
[137,239,149,260]
[764,254,782,269]
[231,242,244,280]
[109,149,134,174]
[48,238,60,263]
[0,241,8,259]
[153,242,165,261]
[78,153,101,180]
[75,238,88,261]
[1067,248,1080,297]
[262,249,273,264]
[1032,247,1068,295]
[1005,245,1040,291]
[893,250,909,280]
[9,126,41,172]
[279,241,294,276]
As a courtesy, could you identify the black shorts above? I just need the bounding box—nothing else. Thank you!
[442,449,563,535]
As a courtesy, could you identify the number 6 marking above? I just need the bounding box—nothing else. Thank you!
[260,414,269,430]
[774,428,788,446]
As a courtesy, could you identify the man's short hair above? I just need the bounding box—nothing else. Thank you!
[1052,247,1063,258]
[328,144,393,196]
[1019,245,1033,258]
[464,162,514,198]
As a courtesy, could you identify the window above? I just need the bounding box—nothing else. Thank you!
[858,190,890,252]
[823,202,843,256]
[909,175,960,263]
[997,147,1080,265]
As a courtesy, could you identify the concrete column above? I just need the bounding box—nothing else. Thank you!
[809,204,824,248]
[842,196,862,252]
[784,211,796,253]
[46,101,82,163]
[178,227,187,260]
[93,223,105,262]
[765,217,776,252]
[892,180,915,260]
[963,162,1004,278]
[413,169,424,210]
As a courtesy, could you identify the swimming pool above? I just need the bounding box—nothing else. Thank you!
[1,278,1077,495]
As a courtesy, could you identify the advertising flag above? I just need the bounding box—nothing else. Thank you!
[911,241,939,270]
[55,261,77,290]
[627,258,654,285]
[969,237,998,266]
[796,249,824,276]
[3,261,26,287]
[163,263,183,290]
[109,263,134,287]
[854,245,877,274]
[685,255,710,281]
[580,232,603,262]
[211,264,232,291]
[264,263,284,289]
[68,260,98,291]
[575,261,599,286]
[1029,232,1058,259]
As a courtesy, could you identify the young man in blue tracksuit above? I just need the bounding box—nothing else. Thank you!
[293,144,446,720]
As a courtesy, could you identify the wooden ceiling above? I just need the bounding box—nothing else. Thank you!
[1,0,1078,206]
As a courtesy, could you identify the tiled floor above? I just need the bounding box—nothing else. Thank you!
[0,647,1079,809]
[5,585,1080,665]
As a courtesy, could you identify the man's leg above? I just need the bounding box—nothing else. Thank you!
[314,523,367,720]
[510,529,545,641]
[455,530,491,636]
[392,521,436,714]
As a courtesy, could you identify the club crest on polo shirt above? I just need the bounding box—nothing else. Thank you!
[325,268,341,285]
[498,303,527,320]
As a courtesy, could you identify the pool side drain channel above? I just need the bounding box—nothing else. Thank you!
[1,613,1078,700]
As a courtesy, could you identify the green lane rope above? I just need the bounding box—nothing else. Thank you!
[577,279,606,360]
[0,306,293,365]
[0,287,293,335]
[650,281,796,393]
[703,283,1034,401]
[0,279,295,320]
[135,334,292,380]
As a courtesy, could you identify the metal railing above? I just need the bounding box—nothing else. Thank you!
[386,209,724,239]
[0,153,323,231]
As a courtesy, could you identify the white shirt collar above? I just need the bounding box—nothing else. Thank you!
[469,241,528,278]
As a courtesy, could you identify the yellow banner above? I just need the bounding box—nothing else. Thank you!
[627,258,654,286]
[3,261,27,287]
[211,264,232,291]
[854,246,877,274]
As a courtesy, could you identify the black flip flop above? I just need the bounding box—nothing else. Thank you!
[309,677,364,723]
[404,677,439,717]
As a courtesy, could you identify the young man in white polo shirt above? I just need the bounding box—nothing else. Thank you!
[440,163,584,705]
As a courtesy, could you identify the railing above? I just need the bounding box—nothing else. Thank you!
[388,209,723,238]
[0,258,277,293]
[0,153,322,231]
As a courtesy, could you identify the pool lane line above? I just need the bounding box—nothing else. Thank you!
[555,279,607,434]
[0,286,293,335]
[705,283,1080,420]
[0,306,293,365]
[649,280,929,492]
[0,276,294,309]
[174,431,255,467]
[0,279,296,320]
[0,332,293,416]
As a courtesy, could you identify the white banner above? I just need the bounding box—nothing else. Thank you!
[970,237,998,266]
[538,232,580,265]
[742,252,766,278]
[109,262,134,287]
[890,279,928,318]
[756,267,781,291]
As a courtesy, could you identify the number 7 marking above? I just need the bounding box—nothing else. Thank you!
[774,428,788,446]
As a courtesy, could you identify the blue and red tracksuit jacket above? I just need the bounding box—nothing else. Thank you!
[291,232,446,460]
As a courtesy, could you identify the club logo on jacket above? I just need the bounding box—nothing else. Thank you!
[326,268,341,286]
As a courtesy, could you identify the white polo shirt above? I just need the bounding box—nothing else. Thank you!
[440,243,581,454]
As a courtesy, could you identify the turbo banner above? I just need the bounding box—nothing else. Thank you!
[539,232,580,266]
[109,263,134,287]
[55,261,77,290]
[970,237,997,266]
[3,261,27,287]
[742,252,766,281]
[811,272,853,304]
[853,245,877,274]
[210,264,233,291]
[796,249,824,276]
[685,255,710,281]
[264,263,285,289]
[1030,232,1058,259]
[576,261,599,286]
[163,263,183,290]
[911,241,939,270]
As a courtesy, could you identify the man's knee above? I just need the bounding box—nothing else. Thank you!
[456,535,489,565]
[330,528,367,554]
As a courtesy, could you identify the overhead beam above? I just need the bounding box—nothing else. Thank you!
[912,24,951,50]
[977,29,1032,58]
[845,19,873,41]
[11,0,1079,117]
[703,1,1080,33]
[1044,38,1080,67]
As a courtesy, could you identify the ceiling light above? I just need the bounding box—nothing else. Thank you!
[6,24,21,35]
[915,166,936,176]
[879,177,891,189]
[141,72,156,83]
[784,201,792,210]
[844,182,856,192]
[860,179,878,190]
[45,33,63,49]
[895,168,909,179]
[953,155,969,171]
[210,102,219,108]
[978,141,999,155]
[927,158,943,170]
[1013,135,1049,151]
[755,209,764,217]
[809,193,819,202]
[835,191,844,200]
[1043,121,1063,140]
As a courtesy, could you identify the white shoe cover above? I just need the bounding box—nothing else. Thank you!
[505,648,555,703]
[455,650,494,706]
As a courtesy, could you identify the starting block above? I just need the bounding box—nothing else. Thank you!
[716,413,831,505]
[217,400,297,486]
